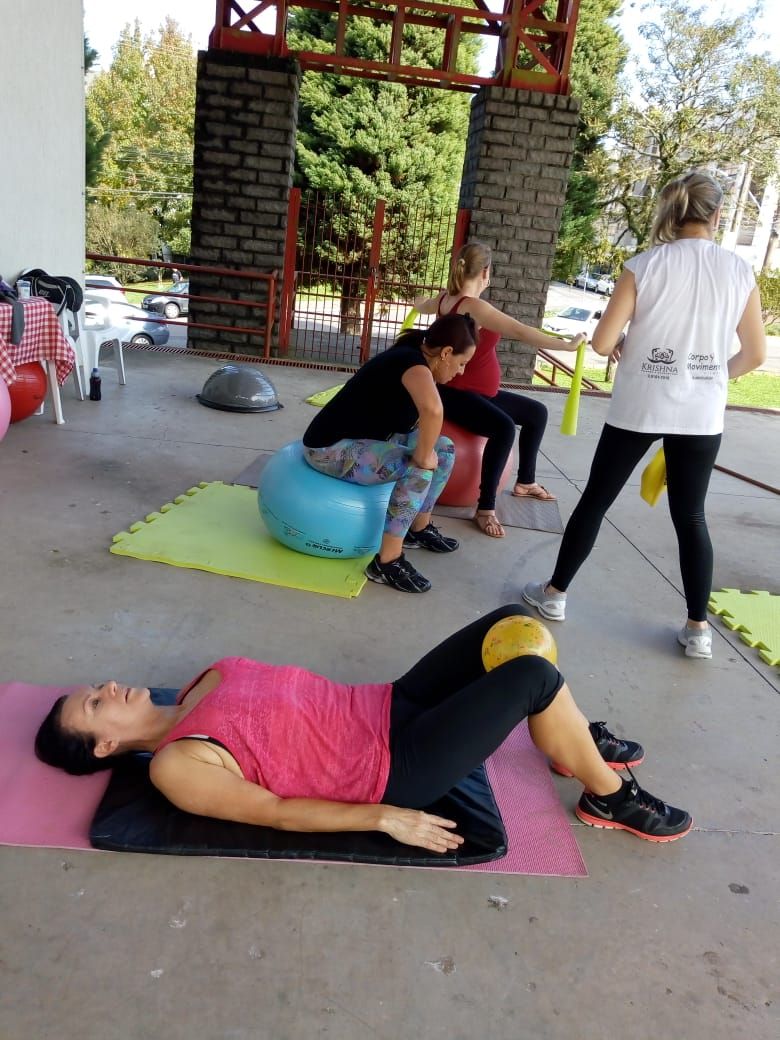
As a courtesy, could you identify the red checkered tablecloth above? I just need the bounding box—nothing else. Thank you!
[0,297,76,386]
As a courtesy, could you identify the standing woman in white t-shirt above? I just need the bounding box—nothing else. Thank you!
[523,172,766,659]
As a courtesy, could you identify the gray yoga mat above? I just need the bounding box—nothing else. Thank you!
[232,454,564,535]
[232,452,273,488]
[434,491,564,535]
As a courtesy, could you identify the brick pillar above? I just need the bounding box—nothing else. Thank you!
[189,51,300,353]
[459,88,580,382]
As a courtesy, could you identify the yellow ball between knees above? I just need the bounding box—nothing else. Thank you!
[481,615,558,671]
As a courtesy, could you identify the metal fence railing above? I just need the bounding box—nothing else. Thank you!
[85,254,278,358]
[280,189,468,365]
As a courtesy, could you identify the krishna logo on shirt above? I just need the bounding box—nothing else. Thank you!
[648,347,675,365]
[641,346,678,379]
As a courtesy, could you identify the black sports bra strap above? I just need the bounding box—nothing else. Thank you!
[437,294,466,318]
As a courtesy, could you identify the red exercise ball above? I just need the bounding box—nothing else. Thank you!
[9,363,48,423]
[0,377,11,440]
[438,419,518,507]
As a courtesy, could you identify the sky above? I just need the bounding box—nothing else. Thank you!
[83,0,780,73]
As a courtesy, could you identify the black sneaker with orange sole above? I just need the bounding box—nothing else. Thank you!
[551,721,645,777]
[576,775,692,843]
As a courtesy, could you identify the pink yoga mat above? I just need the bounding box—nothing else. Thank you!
[0,683,110,850]
[0,682,586,876]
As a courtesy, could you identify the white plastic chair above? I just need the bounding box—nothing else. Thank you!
[82,293,127,387]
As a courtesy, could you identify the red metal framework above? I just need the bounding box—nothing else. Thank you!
[280,188,468,363]
[209,1,579,94]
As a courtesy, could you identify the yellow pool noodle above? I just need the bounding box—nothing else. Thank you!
[399,307,419,332]
[559,342,586,436]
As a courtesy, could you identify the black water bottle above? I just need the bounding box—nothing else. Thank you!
[89,367,102,401]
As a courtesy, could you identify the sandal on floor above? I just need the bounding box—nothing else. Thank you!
[511,483,557,502]
[473,511,505,538]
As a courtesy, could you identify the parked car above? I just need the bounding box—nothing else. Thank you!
[85,275,130,303]
[573,271,599,291]
[595,275,615,295]
[83,292,170,347]
[142,281,190,319]
[543,304,603,342]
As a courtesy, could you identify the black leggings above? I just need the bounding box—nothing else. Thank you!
[551,424,722,621]
[382,604,564,807]
[438,385,549,509]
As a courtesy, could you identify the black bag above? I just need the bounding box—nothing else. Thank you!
[19,268,83,341]
[19,268,84,317]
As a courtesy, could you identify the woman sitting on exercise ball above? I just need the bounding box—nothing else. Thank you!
[302,312,476,594]
[414,242,586,538]
[35,604,692,849]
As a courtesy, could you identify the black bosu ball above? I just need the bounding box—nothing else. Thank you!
[197,363,282,413]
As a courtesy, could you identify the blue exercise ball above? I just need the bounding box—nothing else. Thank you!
[259,441,394,559]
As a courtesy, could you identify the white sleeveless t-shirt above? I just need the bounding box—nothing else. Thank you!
[607,239,755,435]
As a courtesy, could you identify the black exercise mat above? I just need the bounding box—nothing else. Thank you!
[89,690,507,867]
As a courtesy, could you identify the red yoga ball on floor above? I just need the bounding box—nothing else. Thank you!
[9,363,48,424]
[438,419,518,507]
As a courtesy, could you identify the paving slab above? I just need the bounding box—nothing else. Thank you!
[0,349,777,1040]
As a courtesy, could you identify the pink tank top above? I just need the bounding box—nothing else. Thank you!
[155,657,392,803]
[438,295,502,397]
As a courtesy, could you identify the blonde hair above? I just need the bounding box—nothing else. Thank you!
[650,171,724,246]
[447,241,492,295]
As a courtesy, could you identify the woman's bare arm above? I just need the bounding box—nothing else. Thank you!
[728,288,767,379]
[456,296,585,352]
[150,744,462,852]
[401,365,444,470]
[412,293,442,315]
[591,271,636,357]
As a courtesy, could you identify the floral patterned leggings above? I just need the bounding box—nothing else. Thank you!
[303,432,455,538]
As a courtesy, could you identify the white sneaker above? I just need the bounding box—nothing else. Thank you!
[522,581,566,622]
[677,625,712,659]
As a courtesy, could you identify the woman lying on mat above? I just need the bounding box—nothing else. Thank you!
[413,241,586,539]
[301,312,477,594]
[35,604,691,847]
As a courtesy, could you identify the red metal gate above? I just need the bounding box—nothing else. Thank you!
[280,188,470,364]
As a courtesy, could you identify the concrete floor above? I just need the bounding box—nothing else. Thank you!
[1,348,778,1040]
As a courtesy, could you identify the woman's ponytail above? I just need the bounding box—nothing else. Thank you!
[446,242,492,295]
[650,171,723,246]
[393,328,427,351]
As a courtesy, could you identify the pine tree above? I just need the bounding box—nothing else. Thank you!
[288,6,481,330]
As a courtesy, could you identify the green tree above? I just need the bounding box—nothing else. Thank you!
[552,0,628,280]
[756,268,780,326]
[86,18,196,251]
[289,6,481,330]
[85,36,110,187]
[595,0,780,250]
[86,203,160,282]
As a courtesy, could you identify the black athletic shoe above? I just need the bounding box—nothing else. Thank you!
[576,774,692,843]
[403,522,459,553]
[551,721,645,777]
[365,553,431,593]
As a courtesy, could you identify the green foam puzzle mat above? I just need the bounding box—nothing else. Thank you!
[708,589,780,667]
[111,482,370,599]
[305,384,344,406]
